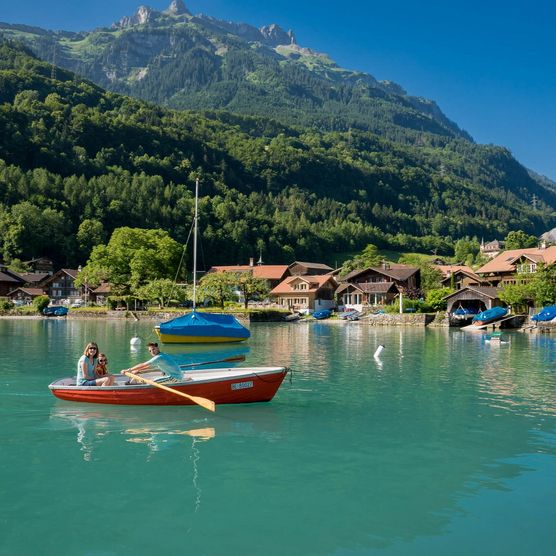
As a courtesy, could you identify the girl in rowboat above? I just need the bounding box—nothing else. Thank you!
[77,342,115,387]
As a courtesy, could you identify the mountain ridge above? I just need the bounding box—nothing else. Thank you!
[0,2,472,143]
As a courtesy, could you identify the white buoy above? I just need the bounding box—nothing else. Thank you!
[374,344,385,358]
[130,336,141,346]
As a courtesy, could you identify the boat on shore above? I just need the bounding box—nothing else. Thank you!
[531,305,556,322]
[43,306,68,317]
[49,366,288,406]
[472,306,508,326]
[284,312,301,322]
[449,306,478,326]
[313,309,332,320]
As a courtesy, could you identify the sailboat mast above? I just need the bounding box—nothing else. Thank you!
[192,177,199,311]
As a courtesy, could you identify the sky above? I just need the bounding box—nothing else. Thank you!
[1,0,555,181]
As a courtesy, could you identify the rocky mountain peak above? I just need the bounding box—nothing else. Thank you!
[260,24,296,46]
[165,0,190,16]
[114,5,155,28]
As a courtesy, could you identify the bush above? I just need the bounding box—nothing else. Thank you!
[0,300,14,311]
[33,295,50,313]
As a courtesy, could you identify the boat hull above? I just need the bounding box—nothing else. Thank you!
[155,311,250,344]
[154,331,247,343]
[49,367,288,406]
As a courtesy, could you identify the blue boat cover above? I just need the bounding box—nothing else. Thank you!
[453,307,478,316]
[472,306,507,322]
[159,311,250,339]
[531,305,556,322]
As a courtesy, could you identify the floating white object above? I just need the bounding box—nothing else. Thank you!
[130,336,141,346]
[374,344,385,358]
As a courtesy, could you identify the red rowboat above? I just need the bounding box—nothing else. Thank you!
[49,367,288,406]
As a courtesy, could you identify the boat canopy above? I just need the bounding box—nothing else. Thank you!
[159,311,250,341]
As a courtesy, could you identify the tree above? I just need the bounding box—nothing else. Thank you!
[425,288,453,311]
[75,227,183,293]
[529,263,556,307]
[33,295,50,314]
[419,262,443,293]
[235,272,270,309]
[504,230,538,250]
[198,272,236,309]
[454,237,480,264]
[135,278,186,308]
[76,219,106,259]
[498,282,532,314]
[340,243,383,275]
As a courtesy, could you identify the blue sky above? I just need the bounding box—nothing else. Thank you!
[2,0,555,181]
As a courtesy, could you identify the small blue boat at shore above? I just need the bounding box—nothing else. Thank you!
[43,306,68,317]
[531,305,556,322]
[313,309,332,320]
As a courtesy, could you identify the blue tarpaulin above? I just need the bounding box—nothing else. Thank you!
[159,311,250,340]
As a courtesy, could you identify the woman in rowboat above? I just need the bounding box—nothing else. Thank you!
[77,342,115,387]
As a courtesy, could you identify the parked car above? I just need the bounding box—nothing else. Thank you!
[70,300,85,308]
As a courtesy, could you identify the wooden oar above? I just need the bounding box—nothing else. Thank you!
[178,354,245,369]
[122,371,215,412]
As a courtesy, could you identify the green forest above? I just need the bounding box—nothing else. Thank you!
[0,40,555,269]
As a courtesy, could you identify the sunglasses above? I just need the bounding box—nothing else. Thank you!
[99,359,107,363]
[88,347,97,351]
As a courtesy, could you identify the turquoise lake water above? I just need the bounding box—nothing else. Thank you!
[1,319,556,555]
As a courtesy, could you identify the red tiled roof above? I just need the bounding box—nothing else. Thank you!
[476,246,556,274]
[433,264,474,278]
[210,265,289,280]
[271,275,336,295]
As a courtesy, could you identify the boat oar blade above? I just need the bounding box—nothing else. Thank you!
[179,355,245,369]
[122,371,215,412]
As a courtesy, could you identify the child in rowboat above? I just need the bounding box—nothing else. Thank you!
[77,342,115,387]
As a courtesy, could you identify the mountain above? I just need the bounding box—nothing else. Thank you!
[0,40,555,269]
[0,2,471,143]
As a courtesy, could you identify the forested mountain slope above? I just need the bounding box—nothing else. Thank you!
[0,1,471,143]
[0,41,554,268]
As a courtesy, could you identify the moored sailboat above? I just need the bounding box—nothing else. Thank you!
[154,178,250,343]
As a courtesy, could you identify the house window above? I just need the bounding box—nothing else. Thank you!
[293,283,307,290]
[517,263,537,273]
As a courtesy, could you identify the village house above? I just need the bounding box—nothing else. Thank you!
[336,262,420,311]
[434,264,488,290]
[208,259,290,290]
[475,245,556,286]
[7,287,45,304]
[22,257,54,274]
[270,274,338,311]
[0,266,24,297]
[480,239,504,259]
[41,269,94,303]
[288,261,334,276]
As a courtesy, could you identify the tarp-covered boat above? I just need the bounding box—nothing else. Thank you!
[313,309,332,320]
[49,366,288,406]
[472,306,508,325]
[531,305,556,322]
[155,311,250,343]
[43,306,68,317]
